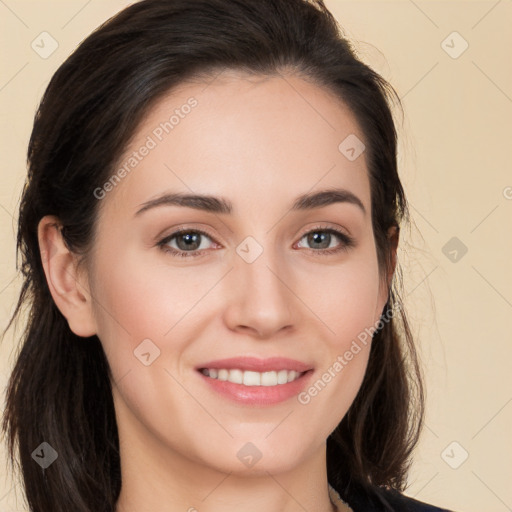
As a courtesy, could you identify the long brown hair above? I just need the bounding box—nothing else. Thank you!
[1,1,424,510]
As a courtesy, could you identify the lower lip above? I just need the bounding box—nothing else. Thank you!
[197,370,314,405]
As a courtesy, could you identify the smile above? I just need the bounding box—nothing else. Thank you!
[197,367,314,406]
[199,368,306,386]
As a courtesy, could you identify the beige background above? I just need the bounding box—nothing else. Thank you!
[1,1,511,511]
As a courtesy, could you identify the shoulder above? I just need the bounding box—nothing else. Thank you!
[343,484,458,512]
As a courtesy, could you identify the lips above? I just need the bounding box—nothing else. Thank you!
[197,368,314,405]
[195,356,314,407]
[195,356,313,373]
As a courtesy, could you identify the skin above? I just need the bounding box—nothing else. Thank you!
[38,70,396,512]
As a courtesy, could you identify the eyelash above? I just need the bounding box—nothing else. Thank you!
[157,225,355,259]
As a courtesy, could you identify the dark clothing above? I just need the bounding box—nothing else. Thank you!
[344,484,455,512]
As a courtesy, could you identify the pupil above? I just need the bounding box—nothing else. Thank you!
[179,233,199,250]
[310,232,329,249]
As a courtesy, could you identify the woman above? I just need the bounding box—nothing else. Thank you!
[1,0,456,511]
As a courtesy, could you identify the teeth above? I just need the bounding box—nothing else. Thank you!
[201,368,303,386]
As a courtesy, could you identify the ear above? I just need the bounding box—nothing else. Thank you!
[386,224,399,290]
[38,215,97,337]
[376,224,400,317]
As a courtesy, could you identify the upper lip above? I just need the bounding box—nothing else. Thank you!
[196,356,313,373]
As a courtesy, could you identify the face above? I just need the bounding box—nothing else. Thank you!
[85,70,389,476]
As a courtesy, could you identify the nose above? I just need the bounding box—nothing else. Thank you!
[222,244,298,339]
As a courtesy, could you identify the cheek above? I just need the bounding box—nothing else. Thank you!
[96,234,209,309]
[309,255,382,347]
[89,247,210,366]
[282,247,381,391]
[300,255,381,405]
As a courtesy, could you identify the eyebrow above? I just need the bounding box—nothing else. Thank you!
[134,188,366,216]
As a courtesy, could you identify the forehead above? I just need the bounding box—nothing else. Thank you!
[101,70,371,218]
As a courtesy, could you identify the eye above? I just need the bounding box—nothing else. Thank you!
[295,226,355,255]
[157,228,217,258]
[157,225,355,259]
